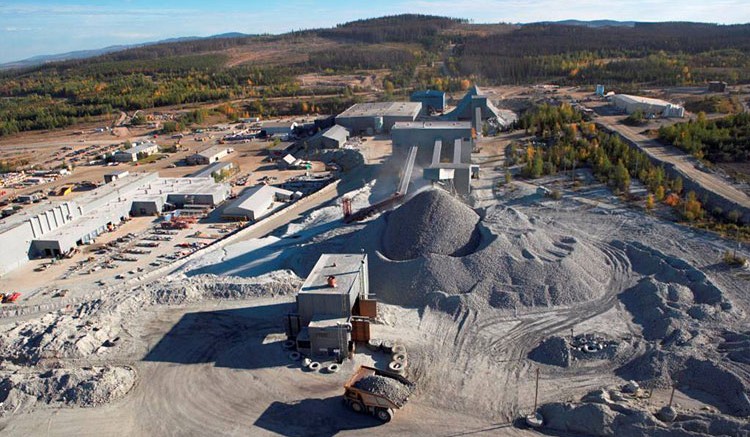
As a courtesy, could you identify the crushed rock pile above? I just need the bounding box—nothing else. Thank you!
[0,366,135,416]
[614,242,749,418]
[539,399,750,437]
[529,336,570,367]
[382,188,481,261]
[148,271,301,305]
[283,202,618,311]
[0,272,300,365]
[353,375,412,406]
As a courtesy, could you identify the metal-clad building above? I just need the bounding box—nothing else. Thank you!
[296,253,369,325]
[221,185,293,221]
[391,121,473,165]
[0,172,229,274]
[189,161,234,179]
[260,121,298,138]
[611,94,685,118]
[442,85,517,129]
[319,125,350,149]
[104,170,130,184]
[411,90,446,113]
[187,146,234,165]
[113,142,159,162]
[335,102,422,134]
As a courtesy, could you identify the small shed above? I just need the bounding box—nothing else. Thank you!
[319,125,350,149]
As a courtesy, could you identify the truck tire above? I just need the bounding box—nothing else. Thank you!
[375,408,394,423]
[388,360,405,374]
[283,340,296,350]
[326,363,340,373]
[307,361,321,371]
[349,400,365,414]
[288,351,301,361]
[367,338,382,351]
[381,340,394,354]
[391,352,407,364]
[392,344,406,355]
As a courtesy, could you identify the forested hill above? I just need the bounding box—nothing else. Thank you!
[1,15,750,137]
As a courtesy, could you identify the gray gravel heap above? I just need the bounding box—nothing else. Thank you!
[353,375,411,406]
[382,188,481,261]
[528,336,570,367]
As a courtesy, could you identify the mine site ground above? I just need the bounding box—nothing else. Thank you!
[1,84,750,436]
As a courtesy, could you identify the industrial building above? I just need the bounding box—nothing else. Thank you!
[423,139,478,197]
[303,124,350,149]
[317,125,350,149]
[189,161,234,179]
[411,90,446,113]
[284,253,376,359]
[186,146,234,165]
[104,170,130,184]
[442,85,517,129]
[391,121,473,164]
[113,142,159,162]
[260,121,298,139]
[221,185,295,221]
[335,102,422,134]
[610,94,685,118]
[0,172,229,275]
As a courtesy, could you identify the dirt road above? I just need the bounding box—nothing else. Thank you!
[0,299,537,437]
[598,119,750,209]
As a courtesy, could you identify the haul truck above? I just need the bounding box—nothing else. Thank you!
[343,365,415,422]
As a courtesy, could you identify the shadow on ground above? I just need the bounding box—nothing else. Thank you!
[254,397,380,437]
[143,302,295,370]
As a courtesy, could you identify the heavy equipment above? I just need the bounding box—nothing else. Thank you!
[343,365,415,422]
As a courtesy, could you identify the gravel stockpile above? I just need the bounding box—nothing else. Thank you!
[0,272,301,366]
[382,189,481,261]
[0,366,135,416]
[372,205,617,309]
[284,203,618,310]
[539,399,750,436]
[529,336,570,367]
[353,375,412,406]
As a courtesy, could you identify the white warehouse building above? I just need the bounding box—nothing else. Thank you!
[0,172,229,275]
[611,94,685,118]
[222,185,295,221]
[113,142,160,162]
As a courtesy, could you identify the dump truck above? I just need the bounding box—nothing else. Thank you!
[343,365,415,423]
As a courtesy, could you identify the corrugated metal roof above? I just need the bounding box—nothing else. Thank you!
[118,142,158,155]
[337,102,422,119]
[321,125,349,142]
[223,185,293,217]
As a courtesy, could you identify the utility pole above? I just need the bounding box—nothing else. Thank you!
[534,368,540,412]
[668,384,676,409]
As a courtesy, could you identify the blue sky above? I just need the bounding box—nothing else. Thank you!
[1,0,748,63]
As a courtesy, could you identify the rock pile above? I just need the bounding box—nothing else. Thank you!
[382,188,481,261]
[353,375,411,406]
[0,366,135,416]
[528,336,570,367]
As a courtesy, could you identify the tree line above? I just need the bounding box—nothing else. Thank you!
[658,112,750,163]
[510,103,747,225]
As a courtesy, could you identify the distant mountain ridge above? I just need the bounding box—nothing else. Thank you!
[0,32,253,70]
[535,19,637,27]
